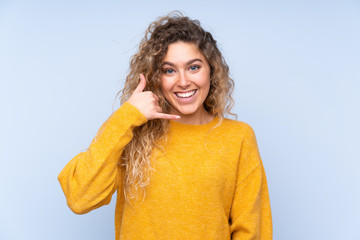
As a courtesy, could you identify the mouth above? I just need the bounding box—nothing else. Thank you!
[174,90,197,98]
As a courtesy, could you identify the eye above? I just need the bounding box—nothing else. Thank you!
[163,68,174,74]
[189,65,201,71]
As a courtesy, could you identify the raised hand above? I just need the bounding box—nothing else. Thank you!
[127,74,180,120]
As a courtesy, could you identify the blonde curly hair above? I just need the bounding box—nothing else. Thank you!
[116,11,235,205]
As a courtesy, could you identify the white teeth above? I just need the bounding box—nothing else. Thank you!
[175,90,196,98]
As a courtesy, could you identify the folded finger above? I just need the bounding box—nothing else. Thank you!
[155,106,162,112]
[152,93,159,101]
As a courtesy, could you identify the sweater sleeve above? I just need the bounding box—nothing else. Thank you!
[229,124,272,240]
[58,102,147,214]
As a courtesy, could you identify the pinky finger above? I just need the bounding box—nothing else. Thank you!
[154,113,181,120]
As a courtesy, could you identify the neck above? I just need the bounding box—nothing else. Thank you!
[170,107,214,125]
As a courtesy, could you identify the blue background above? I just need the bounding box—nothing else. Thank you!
[1,0,359,239]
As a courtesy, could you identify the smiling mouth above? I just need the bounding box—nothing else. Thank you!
[174,90,197,98]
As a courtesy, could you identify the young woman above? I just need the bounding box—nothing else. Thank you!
[58,11,272,240]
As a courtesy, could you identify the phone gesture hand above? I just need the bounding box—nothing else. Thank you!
[127,74,180,120]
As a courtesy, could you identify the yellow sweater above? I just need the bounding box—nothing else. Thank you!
[58,102,272,240]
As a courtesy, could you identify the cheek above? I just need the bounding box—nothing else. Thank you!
[160,77,166,91]
[200,75,211,92]
[160,77,172,96]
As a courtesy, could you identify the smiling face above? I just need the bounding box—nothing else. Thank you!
[160,41,212,124]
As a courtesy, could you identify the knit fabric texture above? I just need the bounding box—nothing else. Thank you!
[58,102,272,240]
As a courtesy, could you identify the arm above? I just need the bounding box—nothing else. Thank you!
[229,125,272,240]
[58,74,179,214]
[58,102,147,214]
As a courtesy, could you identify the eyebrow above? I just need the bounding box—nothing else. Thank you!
[162,58,203,67]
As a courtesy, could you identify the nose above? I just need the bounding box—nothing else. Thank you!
[177,71,190,89]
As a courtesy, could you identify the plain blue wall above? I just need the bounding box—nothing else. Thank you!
[1,0,359,239]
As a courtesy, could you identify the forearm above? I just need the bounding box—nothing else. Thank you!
[230,164,272,240]
[58,102,147,214]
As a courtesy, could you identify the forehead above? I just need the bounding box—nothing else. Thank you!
[162,41,205,63]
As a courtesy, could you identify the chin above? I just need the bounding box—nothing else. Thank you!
[172,105,203,116]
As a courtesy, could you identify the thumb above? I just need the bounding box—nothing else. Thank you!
[133,74,147,93]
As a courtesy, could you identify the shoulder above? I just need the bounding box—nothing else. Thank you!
[210,118,259,150]
[221,119,263,180]
[220,118,257,139]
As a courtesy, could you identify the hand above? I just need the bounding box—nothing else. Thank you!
[127,74,180,120]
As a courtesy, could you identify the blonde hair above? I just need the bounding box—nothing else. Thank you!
[116,11,235,205]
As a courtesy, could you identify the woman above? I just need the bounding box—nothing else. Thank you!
[58,11,272,240]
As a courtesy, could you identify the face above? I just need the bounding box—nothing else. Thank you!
[160,41,211,123]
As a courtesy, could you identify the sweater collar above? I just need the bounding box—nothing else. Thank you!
[168,116,220,137]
